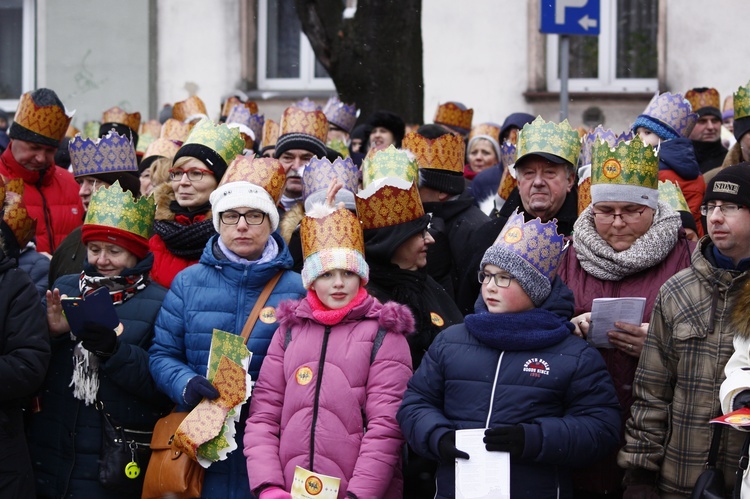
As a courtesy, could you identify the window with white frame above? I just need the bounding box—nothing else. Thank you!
[257,0,335,91]
[546,0,658,93]
[0,0,35,110]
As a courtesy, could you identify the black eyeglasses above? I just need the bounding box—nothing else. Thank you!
[168,168,212,182]
[700,203,745,217]
[220,210,266,225]
[592,207,648,225]
[477,271,515,288]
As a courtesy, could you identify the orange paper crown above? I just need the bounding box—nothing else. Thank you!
[278,106,328,143]
[160,118,193,144]
[101,106,141,132]
[497,167,518,202]
[173,96,209,123]
[2,178,37,248]
[685,88,721,111]
[469,123,501,142]
[301,207,364,260]
[434,102,473,133]
[65,125,80,139]
[220,156,286,204]
[356,178,425,230]
[143,138,180,161]
[402,132,465,173]
[577,176,592,215]
[261,119,280,149]
[139,119,162,138]
[221,97,258,118]
[13,92,72,144]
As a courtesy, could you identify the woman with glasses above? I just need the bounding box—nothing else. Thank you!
[149,118,245,288]
[149,156,306,498]
[556,137,694,498]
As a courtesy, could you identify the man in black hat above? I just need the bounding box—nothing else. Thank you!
[686,87,728,175]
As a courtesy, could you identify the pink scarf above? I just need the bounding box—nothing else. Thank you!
[307,287,368,326]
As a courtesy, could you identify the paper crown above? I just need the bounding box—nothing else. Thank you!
[401,132,465,173]
[261,119,280,149]
[685,88,720,112]
[469,122,501,142]
[303,156,359,198]
[500,140,517,168]
[65,125,80,139]
[2,178,36,249]
[136,133,155,155]
[580,126,633,166]
[734,81,750,121]
[301,207,364,260]
[591,135,659,189]
[577,175,592,216]
[69,131,138,178]
[221,96,258,118]
[278,106,328,143]
[13,91,73,144]
[361,145,419,188]
[173,96,209,123]
[497,166,518,202]
[140,119,162,138]
[639,92,697,137]
[220,156,286,204]
[181,118,245,167]
[323,96,358,133]
[226,105,264,141]
[356,177,425,230]
[143,137,180,161]
[658,179,690,212]
[83,121,101,139]
[516,116,581,166]
[293,97,322,112]
[101,106,141,132]
[84,181,155,241]
[327,138,350,159]
[0,176,5,211]
[492,210,565,282]
[160,118,193,144]
[434,102,473,133]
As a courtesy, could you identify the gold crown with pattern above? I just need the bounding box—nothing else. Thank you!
[261,119,280,149]
[591,135,658,189]
[84,181,155,240]
[434,102,473,132]
[497,167,517,202]
[356,177,424,230]
[181,118,245,167]
[160,118,193,144]
[685,88,720,112]
[516,116,581,166]
[469,123,501,142]
[2,178,36,248]
[401,132,465,173]
[301,207,364,260]
[734,81,750,120]
[0,176,5,211]
[69,131,138,178]
[101,106,141,132]
[577,175,592,216]
[221,97,258,118]
[361,145,419,188]
[173,95,208,123]
[220,156,287,204]
[143,138,180,161]
[658,179,690,212]
[140,119,162,138]
[278,106,328,143]
[13,91,73,143]
[65,125,80,139]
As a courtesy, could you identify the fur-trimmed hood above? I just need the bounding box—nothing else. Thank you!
[279,202,305,244]
[732,279,750,339]
[153,181,213,221]
[275,293,415,337]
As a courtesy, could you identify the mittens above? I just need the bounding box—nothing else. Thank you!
[75,321,118,357]
[183,375,220,406]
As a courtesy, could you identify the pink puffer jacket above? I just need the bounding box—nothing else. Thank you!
[244,294,414,499]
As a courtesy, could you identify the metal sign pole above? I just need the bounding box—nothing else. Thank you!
[560,35,569,121]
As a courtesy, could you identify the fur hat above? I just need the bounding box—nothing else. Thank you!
[365,110,406,148]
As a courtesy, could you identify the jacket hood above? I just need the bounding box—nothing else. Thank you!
[279,202,304,244]
[658,138,701,180]
[198,232,294,282]
[422,191,477,221]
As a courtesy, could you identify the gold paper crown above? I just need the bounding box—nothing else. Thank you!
[160,118,193,144]
[591,135,658,189]
[221,97,258,118]
[658,179,690,212]
[469,123,501,142]
[220,156,286,204]
[13,92,72,143]
[685,88,720,112]
[361,145,419,188]
[516,116,581,166]
[356,177,425,230]
[140,119,162,138]
[2,178,36,248]
[101,106,141,132]
[173,96,208,123]
[84,181,155,240]
[278,106,328,143]
[434,102,473,132]
[65,125,80,139]
[301,207,364,260]
[181,118,245,167]
[497,167,517,202]
[401,132,465,173]
[577,176,592,215]
[261,119,280,149]
[734,81,750,121]
[0,176,5,207]
[144,138,180,160]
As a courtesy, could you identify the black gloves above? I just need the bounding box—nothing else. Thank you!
[183,376,220,406]
[437,431,470,461]
[76,322,118,357]
[484,425,525,457]
[733,389,750,411]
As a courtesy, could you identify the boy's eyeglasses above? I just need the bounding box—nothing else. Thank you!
[477,271,515,288]
[700,203,745,217]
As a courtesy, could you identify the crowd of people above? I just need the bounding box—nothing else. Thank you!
[1,81,750,499]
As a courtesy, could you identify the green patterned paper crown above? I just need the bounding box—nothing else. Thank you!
[361,145,419,189]
[182,118,245,166]
[84,181,155,240]
[734,81,750,121]
[516,116,581,166]
[658,180,690,212]
[591,135,658,189]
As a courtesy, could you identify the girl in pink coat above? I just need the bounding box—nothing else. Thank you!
[244,204,414,499]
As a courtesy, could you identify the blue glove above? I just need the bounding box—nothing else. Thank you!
[76,321,118,357]
[484,425,525,457]
[183,376,220,406]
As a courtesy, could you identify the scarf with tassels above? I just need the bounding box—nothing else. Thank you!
[464,308,573,351]
[307,287,369,326]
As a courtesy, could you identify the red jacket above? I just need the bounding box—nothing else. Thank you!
[148,233,198,289]
[0,146,83,253]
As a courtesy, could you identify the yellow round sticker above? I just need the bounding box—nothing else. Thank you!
[296,366,313,385]
[602,158,622,179]
[259,306,277,324]
[503,227,523,244]
[430,312,445,327]
[305,475,323,495]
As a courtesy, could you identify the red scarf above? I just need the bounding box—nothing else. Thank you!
[307,287,368,326]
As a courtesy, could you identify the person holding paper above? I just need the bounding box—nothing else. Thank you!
[557,136,694,497]
[29,182,169,498]
[245,202,413,499]
[397,210,621,499]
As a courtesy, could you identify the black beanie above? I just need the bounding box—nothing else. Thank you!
[703,162,750,207]
[419,169,465,195]
[363,214,430,263]
[173,143,229,182]
[679,210,698,234]
[366,111,406,148]
[273,133,327,159]
[8,88,67,147]
[734,116,750,142]
[416,124,451,140]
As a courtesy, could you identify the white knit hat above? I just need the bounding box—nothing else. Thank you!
[210,180,279,231]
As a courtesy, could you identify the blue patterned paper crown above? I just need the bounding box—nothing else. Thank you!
[303,156,360,199]
[226,104,265,142]
[293,97,322,112]
[323,96,359,133]
[635,91,697,138]
[579,126,633,166]
[500,140,517,168]
[69,131,138,177]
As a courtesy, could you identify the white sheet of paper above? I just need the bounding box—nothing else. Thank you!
[588,297,646,348]
[455,429,510,499]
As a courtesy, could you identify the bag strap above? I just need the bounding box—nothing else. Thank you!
[706,423,723,468]
[734,433,750,499]
[240,271,283,344]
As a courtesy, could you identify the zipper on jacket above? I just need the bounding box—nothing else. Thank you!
[37,175,56,253]
[485,351,505,427]
[309,325,331,471]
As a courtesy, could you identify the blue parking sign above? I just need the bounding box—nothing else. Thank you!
[540,0,600,36]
